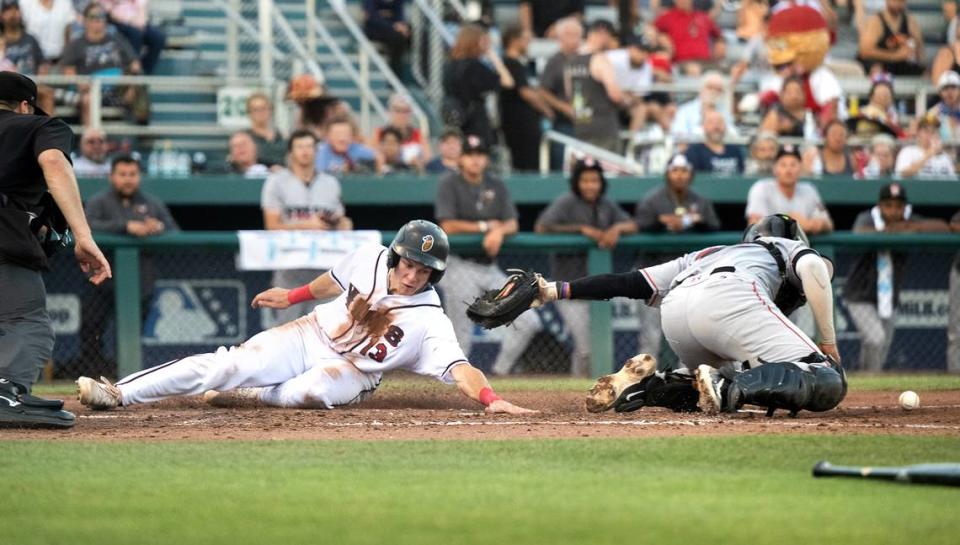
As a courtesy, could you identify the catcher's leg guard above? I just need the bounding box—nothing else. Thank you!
[614,368,699,413]
[723,355,847,416]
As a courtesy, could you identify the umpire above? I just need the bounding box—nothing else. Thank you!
[0,72,111,428]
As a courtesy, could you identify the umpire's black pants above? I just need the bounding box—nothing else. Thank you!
[0,262,54,391]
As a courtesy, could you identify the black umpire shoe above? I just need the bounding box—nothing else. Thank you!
[0,378,76,429]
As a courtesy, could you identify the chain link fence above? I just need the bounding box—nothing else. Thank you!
[39,239,960,381]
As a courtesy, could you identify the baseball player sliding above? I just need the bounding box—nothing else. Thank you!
[534,214,846,416]
[76,220,535,415]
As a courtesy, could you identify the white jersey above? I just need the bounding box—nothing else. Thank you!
[639,237,815,306]
[317,243,467,382]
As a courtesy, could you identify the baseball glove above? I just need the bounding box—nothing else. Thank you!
[466,269,541,329]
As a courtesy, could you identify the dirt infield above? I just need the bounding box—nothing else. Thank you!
[5,388,960,441]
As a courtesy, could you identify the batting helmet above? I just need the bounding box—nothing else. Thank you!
[387,220,449,284]
[742,214,810,246]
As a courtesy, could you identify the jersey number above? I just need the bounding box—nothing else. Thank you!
[366,325,405,362]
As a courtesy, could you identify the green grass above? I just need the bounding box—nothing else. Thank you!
[2,436,957,545]
[32,372,960,397]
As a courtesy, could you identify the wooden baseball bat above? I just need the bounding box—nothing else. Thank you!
[812,461,960,487]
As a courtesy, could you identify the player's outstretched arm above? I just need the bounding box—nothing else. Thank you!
[450,363,538,415]
[251,271,344,309]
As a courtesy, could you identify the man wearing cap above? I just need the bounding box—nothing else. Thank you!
[746,144,833,235]
[0,71,111,428]
[435,134,542,375]
[925,71,960,142]
[633,153,720,361]
[846,183,948,370]
[895,116,957,179]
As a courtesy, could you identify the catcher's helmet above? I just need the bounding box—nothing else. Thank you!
[387,220,449,284]
[742,214,810,246]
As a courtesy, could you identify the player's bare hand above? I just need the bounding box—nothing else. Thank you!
[75,236,111,285]
[818,342,841,365]
[252,287,291,309]
[484,399,539,415]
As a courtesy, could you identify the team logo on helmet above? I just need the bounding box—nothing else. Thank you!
[421,235,434,252]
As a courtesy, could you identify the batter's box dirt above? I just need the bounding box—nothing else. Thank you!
[4,390,959,441]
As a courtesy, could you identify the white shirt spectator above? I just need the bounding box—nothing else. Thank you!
[745,179,832,222]
[604,48,652,95]
[671,99,738,140]
[71,154,111,178]
[894,146,958,179]
[19,0,76,60]
[240,163,270,178]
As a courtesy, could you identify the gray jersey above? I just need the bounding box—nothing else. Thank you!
[260,168,345,224]
[639,237,814,306]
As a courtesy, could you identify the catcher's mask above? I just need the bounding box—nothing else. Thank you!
[742,214,810,246]
[387,219,449,284]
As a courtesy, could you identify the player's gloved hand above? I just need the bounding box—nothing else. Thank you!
[530,274,558,308]
[485,399,539,415]
[251,287,292,309]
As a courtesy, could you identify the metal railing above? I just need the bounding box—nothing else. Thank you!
[539,129,644,175]
[410,0,456,108]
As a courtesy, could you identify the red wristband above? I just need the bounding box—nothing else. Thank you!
[287,285,315,305]
[478,387,502,406]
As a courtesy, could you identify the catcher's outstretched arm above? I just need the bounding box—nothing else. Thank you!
[560,270,654,301]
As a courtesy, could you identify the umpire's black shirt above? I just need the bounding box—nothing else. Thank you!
[0,109,74,266]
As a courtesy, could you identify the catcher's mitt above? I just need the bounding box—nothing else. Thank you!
[466,270,541,329]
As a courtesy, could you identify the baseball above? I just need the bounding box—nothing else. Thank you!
[898,391,920,410]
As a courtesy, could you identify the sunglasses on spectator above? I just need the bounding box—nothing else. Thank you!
[84,138,105,144]
[87,12,107,20]
[391,108,412,113]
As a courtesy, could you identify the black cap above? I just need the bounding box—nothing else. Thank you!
[1,0,18,11]
[0,72,48,116]
[879,182,908,202]
[588,19,616,35]
[626,34,656,52]
[462,134,489,155]
[775,144,802,161]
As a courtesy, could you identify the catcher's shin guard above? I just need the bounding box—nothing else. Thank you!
[723,355,847,416]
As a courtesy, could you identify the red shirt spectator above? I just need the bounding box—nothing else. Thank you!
[654,3,720,64]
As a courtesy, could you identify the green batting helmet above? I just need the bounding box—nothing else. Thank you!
[387,220,449,284]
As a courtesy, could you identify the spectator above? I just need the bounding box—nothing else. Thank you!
[539,17,582,169]
[1,0,53,113]
[932,24,960,86]
[632,152,720,361]
[60,3,143,126]
[803,119,855,176]
[370,93,431,168]
[434,135,541,375]
[745,131,779,176]
[895,116,957,179]
[315,116,378,175]
[362,0,409,77]
[606,34,673,132]
[685,110,744,175]
[746,144,834,235]
[858,133,898,179]
[519,0,584,38]
[853,0,887,34]
[245,92,286,168]
[670,72,736,140]
[650,0,720,19]
[97,0,166,74]
[564,24,623,153]
[442,23,513,147]
[584,19,617,52]
[500,25,552,172]
[74,155,177,376]
[949,209,960,373]
[847,75,904,139]
[71,127,111,178]
[857,0,925,76]
[926,70,960,141]
[654,0,725,76]
[425,128,461,174]
[227,131,269,178]
[378,126,417,175]
[261,129,353,323]
[535,158,635,376]
[846,183,949,370]
[18,0,75,62]
[759,76,808,138]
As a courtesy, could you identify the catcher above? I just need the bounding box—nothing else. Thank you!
[77,220,536,415]
[468,214,846,417]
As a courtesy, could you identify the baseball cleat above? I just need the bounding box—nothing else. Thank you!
[694,365,725,414]
[585,353,657,413]
[76,376,122,410]
[203,388,264,408]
